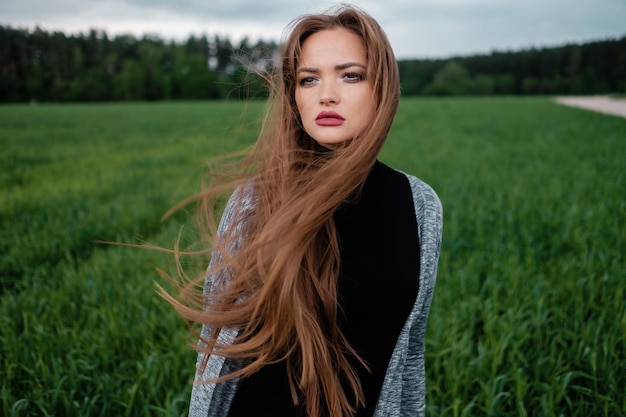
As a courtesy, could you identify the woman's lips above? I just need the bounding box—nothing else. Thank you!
[316,111,345,126]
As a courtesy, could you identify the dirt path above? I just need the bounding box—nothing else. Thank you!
[554,96,626,119]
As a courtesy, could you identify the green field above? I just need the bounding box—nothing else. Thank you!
[1,98,625,416]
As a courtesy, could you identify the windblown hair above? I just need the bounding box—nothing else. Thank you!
[166,5,400,417]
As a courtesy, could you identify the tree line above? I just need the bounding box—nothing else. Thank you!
[398,37,626,96]
[1,25,624,103]
[0,26,275,102]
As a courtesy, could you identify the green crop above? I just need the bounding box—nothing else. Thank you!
[1,98,624,416]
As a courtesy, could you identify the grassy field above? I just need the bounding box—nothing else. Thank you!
[1,98,625,416]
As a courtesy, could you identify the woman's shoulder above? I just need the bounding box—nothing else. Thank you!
[385,164,443,244]
[217,180,258,236]
[403,173,442,214]
[376,161,442,216]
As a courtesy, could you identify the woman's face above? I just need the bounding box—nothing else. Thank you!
[295,28,376,149]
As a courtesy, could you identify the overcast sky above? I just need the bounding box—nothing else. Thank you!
[2,0,625,59]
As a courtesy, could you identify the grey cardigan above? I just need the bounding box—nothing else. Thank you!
[189,171,443,417]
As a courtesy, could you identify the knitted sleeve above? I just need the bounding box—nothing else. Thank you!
[188,185,255,417]
[373,172,443,417]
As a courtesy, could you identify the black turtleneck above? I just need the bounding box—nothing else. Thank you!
[226,161,420,417]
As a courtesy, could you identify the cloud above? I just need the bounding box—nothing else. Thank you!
[2,0,625,58]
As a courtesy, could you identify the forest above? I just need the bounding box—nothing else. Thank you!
[1,25,625,102]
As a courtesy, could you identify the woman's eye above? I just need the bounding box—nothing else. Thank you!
[343,72,365,82]
[299,77,317,86]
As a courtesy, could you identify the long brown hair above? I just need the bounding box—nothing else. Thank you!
[165,5,400,416]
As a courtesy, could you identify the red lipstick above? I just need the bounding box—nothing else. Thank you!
[316,111,345,126]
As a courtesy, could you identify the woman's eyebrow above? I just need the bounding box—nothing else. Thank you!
[335,62,367,70]
[297,62,367,73]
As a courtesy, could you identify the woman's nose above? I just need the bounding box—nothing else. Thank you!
[319,82,338,105]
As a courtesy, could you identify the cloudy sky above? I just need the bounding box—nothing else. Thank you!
[3,0,625,59]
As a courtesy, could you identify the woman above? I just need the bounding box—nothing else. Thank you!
[175,5,443,417]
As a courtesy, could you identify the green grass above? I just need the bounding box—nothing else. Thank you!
[1,98,625,416]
